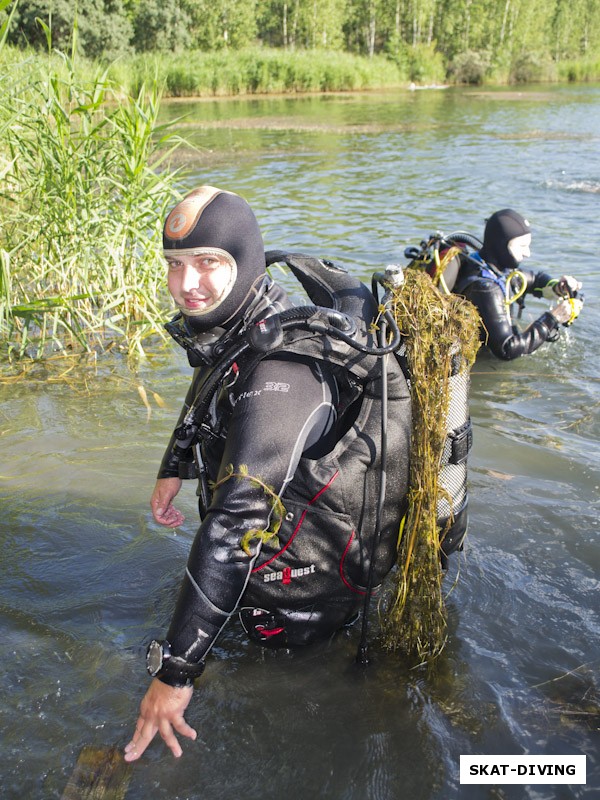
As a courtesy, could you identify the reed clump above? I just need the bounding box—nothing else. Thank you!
[380,269,480,663]
[127,47,406,97]
[0,39,187,370]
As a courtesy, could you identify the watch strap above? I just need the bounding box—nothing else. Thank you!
[156,655,205,688]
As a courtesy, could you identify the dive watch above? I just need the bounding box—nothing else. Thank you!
[146,639,205,685]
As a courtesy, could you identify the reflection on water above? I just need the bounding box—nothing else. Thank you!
[1,85,599,799]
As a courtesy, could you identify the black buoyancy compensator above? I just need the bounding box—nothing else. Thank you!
[166,250,472,565]
[166,251,471,555]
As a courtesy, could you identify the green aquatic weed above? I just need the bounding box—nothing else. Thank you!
[210,463,286,556]
[380,268,481,664]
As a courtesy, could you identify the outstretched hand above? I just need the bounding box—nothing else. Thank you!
[151,477,185,527]
[124,679,195,762]
[554,275,582,298]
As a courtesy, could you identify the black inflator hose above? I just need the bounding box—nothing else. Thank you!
[356,316,389,666]
[443,231,483,251]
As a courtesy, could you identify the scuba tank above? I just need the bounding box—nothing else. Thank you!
[401,232,480,564]
[437,348,471,567]
[403,230,484,295]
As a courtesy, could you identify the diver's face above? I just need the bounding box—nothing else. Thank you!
[507,233,531,264]
[166,252,235,314]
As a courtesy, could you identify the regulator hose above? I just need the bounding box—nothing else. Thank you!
[356,268,403,666]
[443,230,484,251]
[356,313,389,666]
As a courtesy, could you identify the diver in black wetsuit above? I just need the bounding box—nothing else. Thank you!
[124,186,420,762]
[450,209,583,360]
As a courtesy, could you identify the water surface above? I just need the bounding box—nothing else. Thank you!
[1,84,599,799]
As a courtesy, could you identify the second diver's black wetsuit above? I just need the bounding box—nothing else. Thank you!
[453,256,561,360]
[157,281,412,675]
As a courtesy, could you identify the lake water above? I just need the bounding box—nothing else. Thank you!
[1,84,598,799]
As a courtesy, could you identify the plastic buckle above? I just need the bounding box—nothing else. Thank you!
[449,420,472,465]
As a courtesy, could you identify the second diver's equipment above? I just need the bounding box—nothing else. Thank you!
[403,229,484,295]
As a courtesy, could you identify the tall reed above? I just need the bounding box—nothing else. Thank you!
[0,36,187,368]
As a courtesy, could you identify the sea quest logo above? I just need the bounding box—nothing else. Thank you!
[263,564,316,584]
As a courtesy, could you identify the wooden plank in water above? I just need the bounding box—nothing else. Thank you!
[61,745,132,800]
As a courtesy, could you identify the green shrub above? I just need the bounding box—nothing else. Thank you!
[510,51,557,84]
[406,44,446,85]
[132,0,192,54]
[448,50,491,85]
[9,0,134,60]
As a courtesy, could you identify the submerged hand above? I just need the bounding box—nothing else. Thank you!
[124,679,195,761]
[151,477,185,527]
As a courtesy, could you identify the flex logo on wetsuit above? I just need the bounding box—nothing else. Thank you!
[230,388,262,407]
[232,383,289,408]
[263,564,316,583]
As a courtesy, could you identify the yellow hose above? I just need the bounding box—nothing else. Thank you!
[504,269,527,308]
[434,246,462,295]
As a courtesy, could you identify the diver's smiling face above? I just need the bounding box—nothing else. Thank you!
[507,233,531,264]
[166,252,235,315]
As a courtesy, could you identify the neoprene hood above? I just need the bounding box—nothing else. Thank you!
[163,186,266,331]
[479,208,531,272]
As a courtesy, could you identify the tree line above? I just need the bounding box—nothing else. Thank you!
[3,0,600,83]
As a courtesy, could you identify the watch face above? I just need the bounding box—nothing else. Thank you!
[146,640,163,676]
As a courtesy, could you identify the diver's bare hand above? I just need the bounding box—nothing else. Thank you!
[151,477,185,527]
[124,679,195,761]
[554,275,582,297]
[550,296,584,326]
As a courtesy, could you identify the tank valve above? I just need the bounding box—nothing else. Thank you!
[385,264,405,288]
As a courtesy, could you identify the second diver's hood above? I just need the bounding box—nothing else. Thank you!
[479,208,531,272]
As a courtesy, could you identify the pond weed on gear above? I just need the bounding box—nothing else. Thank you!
[379,268,481,663]
[165,252,480,665]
